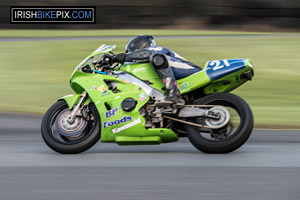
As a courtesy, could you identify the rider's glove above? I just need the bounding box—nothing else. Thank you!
[102,53,126,65]
[102,54,115,64]
[114,53,126,64]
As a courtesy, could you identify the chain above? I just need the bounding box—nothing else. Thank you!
[163,104,229,129]
[163,115,214,129]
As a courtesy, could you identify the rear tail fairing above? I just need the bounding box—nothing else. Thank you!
[203,59,253,94]
[177,59,253,95]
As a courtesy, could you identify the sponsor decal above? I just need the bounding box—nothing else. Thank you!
[101,93,111,97]
[180,82,188,90]
[90,85,106,93]
[121,79,131,84]
[105,108,118,119]
[112,117,141,134]
[90,85,111,97]
[138,93,147,101]
[103,116,132,129]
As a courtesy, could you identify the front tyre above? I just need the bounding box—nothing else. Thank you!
[41,100,100,154]
[186,93,253,153]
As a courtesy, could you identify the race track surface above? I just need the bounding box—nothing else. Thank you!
[0,112,300,200]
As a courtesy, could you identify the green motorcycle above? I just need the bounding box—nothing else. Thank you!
[41,44,254,154]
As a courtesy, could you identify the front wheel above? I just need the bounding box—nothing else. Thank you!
[41,100,100,154]
[185,93,253,153]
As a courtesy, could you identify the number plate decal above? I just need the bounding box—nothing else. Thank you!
[206,59,246,81]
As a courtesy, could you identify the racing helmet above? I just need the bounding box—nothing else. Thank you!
[125,35,155,52]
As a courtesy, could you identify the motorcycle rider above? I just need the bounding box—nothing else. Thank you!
[105,35,201,105]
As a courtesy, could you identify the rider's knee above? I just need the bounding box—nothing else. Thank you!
[150,53,168,69]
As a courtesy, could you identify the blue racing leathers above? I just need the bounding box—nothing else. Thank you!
[122,45,201,100]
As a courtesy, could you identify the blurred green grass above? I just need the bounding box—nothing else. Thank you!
[0,30,299,128]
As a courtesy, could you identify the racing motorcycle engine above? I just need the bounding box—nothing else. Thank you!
[139,100,178,130]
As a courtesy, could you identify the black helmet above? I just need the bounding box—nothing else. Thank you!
[125,35,155,52]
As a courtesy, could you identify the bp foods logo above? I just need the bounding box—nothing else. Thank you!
[103,116,142,134]
[105,108,118,119]
[103,116,133,129]
[112,117,141,134]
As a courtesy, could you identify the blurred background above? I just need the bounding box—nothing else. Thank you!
[1,0,300,30]
[0,0,300,128]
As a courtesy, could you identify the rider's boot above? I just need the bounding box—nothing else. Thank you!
[155,77,185,107]
[151,53,185,107]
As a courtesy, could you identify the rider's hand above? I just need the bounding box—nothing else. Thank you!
[101,54,115,65]
[114,53,126,64]
[101,53,126,65]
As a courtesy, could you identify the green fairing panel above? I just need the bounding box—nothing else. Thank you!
[114,128,178,145]
[115,128,177,145]
[65,70,178,144]
[119,63,164,92]
[203,72,248,94]
[61,95,93,109]
[177,70,211,94]
[120,62,213,95]
[60,94,81,109]
[115,136,162,145]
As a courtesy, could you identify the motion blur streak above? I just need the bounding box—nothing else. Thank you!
[2,0,300,30]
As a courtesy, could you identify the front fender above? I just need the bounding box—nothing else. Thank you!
[60,94,81,109]
[60,94,93,109]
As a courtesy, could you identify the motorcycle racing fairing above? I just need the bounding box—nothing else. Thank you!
[63,70,178,145]
[177,58,253,95]
[59,45,253,146]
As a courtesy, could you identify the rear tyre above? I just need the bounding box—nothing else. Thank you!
[41,100,100,154]
[186,93,253,153]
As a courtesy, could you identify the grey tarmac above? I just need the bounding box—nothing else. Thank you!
[0,112,299,200]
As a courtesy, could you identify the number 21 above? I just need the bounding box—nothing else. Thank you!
[210,60,230,71]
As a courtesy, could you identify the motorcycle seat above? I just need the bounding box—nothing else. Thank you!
[171,67,202,80]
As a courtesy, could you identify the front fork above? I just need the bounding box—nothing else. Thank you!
[67,91,87,123]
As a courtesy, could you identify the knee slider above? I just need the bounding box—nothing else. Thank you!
[150,53,168,69]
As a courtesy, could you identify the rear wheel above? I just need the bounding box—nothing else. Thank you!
[185,93,253,153]
[41,100,100,154]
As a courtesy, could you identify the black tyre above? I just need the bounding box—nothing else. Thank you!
[186,93,253,153]
[41,100,100,154]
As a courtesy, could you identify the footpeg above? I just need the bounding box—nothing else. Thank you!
[154,99,185,108]
[154,100,173,108]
